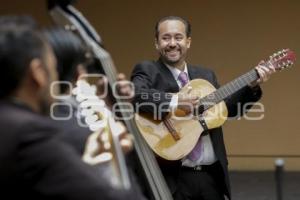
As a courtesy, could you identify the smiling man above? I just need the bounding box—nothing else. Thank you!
[131,16,275,200]
[155,18,191,70]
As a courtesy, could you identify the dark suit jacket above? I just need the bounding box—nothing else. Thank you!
[131,59,262,199]
[52,97,149,199]
[51,98,91,155]
[0,100,145,200]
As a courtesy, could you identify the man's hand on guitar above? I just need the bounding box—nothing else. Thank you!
[177,91,199,114]
[251,60,276,86]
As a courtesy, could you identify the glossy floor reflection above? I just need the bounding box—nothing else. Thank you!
[230,171,300,200]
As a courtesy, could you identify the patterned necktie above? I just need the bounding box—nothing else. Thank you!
[178,71,189,87]
[178,71,203,161]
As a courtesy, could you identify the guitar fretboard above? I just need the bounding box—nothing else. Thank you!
[199,69,259,111]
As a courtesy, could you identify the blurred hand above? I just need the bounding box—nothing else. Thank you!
[82,121,133,165]
[95,75,108,97]
[82,129,111,165]
[94,73,134,107]
[115,73,134,102]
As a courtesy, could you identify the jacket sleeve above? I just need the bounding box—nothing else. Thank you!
[131,62,172,119]
[18,121,146,200]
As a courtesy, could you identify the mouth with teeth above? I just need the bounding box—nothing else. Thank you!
[165,49,181,60]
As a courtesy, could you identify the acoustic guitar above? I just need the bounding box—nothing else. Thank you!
[135,49,296,160]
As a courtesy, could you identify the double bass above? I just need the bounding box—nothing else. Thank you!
[47,1,173,199]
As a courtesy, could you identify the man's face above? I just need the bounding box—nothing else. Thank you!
[155,20,191,67]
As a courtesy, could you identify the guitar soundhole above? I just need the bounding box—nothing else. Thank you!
[194,104,205,116]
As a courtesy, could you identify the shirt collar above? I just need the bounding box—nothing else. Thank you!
[165,62,189,81]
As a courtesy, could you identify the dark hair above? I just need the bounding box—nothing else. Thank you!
[155,16,191,39]
[0,15,37,29]
[43,28,88,93]
[0,16,47,98]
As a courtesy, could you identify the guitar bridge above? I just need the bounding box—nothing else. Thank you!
[163,119,181,141]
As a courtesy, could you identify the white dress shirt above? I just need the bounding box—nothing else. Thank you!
[165,63,217,167]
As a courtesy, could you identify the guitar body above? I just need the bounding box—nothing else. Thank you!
[135,79,228,160]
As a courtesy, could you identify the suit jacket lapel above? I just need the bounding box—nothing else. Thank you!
[188,64,208,81]
[188,64,200,80]
[157,59,179,92]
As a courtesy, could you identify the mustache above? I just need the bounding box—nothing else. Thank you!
[165,47,180,52]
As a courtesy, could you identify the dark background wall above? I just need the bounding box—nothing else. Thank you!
[1,0,299,170]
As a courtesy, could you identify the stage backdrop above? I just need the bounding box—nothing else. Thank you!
[1,0,299,171]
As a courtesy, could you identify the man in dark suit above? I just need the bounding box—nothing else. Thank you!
[43,27,147,196]
[0,16,145,200]
[131,16,275,200]
[44,27,134,156]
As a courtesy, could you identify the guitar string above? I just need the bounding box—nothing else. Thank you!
[199,69,258,111]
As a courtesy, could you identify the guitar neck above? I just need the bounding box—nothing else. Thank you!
[199,69,259,111]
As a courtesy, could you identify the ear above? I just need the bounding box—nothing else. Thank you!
[187,37,192,49]
[76,64,87,80]
[29,58,47,88]
[154,38,159,50]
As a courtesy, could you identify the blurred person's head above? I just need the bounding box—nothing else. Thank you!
[0,15,58,114]
[43,27,89,94]
[0,15,37,29]
[44,27,119,106]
